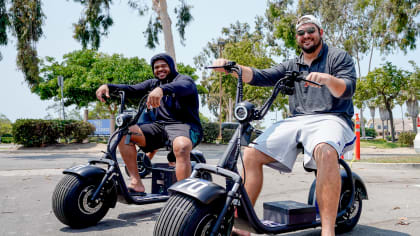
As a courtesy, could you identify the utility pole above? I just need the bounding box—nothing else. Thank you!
[217,40,225,144]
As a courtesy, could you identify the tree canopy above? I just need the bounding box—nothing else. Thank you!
[0,113,12,136]
[363,62,410,141]
[194,20,288,122]
[36,49,202,115]
[73,0,194,61]
[1,0,44,89]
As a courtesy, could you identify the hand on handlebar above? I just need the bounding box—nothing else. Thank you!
[208,58,230,73]
[146,87,164,108]
[304,72,329,88]
[96,84,110,102]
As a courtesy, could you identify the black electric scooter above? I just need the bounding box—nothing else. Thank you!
[52,90,208,229]
[153,62,368,235]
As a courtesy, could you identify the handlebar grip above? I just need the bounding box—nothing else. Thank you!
[204,61,237,70]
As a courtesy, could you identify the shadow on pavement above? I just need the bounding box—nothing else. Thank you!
[278,224,410,236]
[59,208,162,233]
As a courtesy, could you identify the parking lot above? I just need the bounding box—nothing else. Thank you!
[0,144,419,235]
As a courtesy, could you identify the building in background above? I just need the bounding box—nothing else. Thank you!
[366,118,414,138]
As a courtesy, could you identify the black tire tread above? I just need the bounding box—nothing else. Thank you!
[52,174,112,228]
[154,193,199,236]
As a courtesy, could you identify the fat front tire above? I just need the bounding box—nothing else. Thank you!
[336,190,363,233]
[52,174,114,228]
[153,193,232,236]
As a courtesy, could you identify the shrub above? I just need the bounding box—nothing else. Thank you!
[12,119,60,147]
[202,122,219,143]
[398,132,416,147]
[12,119,95,147]
[364,128,377,138]
[0,136,13,143]
[222,129,235,143]
[71,121,95,143]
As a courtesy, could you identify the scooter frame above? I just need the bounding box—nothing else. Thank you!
[52,91,207,228]
[157,63,368,235]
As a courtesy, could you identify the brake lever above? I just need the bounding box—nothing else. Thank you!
[204,61,237,73]
[301,78,322,87]
[290,71,322,87]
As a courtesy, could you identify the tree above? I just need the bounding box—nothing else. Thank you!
[72,0,113,50]
[36,49,201,123]
[74,0,194,62]
[0,113,12,136]
[36,49,153,130]
[44,103,82,121]
[367,100,377,132]
[406,60,420,133]
[194,20,284,123]
[365,62,409,142]
[1,0,45,89]
[0,0,10,61]
[353,77,372,135]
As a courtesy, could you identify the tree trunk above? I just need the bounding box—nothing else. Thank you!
[401,105,405,132]
[386,102,395,142]
[153,0,176,63]
[369,106,375,135]
[407,99,419,133]
[84,109,88,122]
[360,104,366,137]
[381,120,385,139]
[368,44,374,73]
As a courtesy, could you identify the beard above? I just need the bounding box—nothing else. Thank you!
[300,38,322,53]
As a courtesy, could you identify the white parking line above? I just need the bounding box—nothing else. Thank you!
[0,169,64,176]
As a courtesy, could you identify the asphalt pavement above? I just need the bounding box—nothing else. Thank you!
[0,143,419,235]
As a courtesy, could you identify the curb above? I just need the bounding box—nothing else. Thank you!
[348,162,420,170]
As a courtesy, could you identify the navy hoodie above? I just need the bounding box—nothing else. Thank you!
[107,53,202,136]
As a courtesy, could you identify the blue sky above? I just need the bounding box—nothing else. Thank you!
[0,0,419,128]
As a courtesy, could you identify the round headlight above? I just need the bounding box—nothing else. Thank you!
[234,106,248,121]
[116,115,124,127]
[234,101,254,122]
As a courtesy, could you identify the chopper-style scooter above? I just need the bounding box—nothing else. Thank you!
[153,62,368,235]
[52,90,209,228]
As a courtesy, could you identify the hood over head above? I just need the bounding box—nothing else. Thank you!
[150,53,178,81]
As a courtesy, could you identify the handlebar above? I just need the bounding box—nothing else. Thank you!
[205,62,244,105]
[103,90,150,128]
[205,61,322,121]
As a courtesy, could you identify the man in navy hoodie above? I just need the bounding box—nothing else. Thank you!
[96,53,202,195]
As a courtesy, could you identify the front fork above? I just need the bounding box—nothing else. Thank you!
[88,156,117,202]
[210,182,241,236]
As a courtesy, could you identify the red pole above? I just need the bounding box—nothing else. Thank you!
[355,113,360,160]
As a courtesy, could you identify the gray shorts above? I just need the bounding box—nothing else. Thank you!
[138,122,200,153]
[249,114,356,172]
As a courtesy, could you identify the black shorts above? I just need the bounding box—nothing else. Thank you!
[138,122,201,153]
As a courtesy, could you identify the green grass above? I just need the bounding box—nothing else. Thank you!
[353,156,420,163]
[360,139,401,149]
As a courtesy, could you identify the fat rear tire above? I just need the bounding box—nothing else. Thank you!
[52,174,115,228]
[336,190,363,233]
[153,193,232,236]
[125,153,152,178]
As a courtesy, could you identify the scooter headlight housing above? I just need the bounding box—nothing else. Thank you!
[234,101,255,122]
[116,114,130,127]
[116,109,137,127]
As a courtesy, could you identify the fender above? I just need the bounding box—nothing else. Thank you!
[308,169,368,205]
[168,178,226,204]
[63,164,118,208]
[340,170,368,200]
[63,164,106,182]
[191,150,206,163]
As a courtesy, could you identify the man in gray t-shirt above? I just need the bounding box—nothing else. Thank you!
[211,15,356,236]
